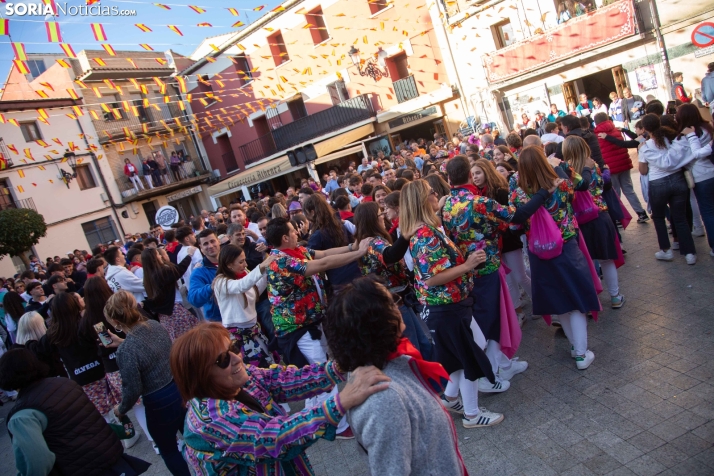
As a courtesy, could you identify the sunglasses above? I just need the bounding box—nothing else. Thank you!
[215,340,242,369]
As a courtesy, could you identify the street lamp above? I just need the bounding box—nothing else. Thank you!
[348,46,389,82]
[61,149,77,188]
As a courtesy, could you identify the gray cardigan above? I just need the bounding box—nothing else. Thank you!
[116,319,174,415]
[347,356,463,476]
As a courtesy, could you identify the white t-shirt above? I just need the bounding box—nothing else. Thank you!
[638,138,694,182]
[541,133,564,144]
[176,246,203,290]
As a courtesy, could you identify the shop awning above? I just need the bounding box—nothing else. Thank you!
[313,123,374,156]
[313,144,364,166]
[207,156,302,196]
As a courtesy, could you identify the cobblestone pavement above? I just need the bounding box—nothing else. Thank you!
[1,174,713,476]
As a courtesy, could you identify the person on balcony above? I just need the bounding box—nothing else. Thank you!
[140,158,154,189]
[123,158,144,192]
[146,155,162,186]
[169,152,183,182]
[154,151,170,184]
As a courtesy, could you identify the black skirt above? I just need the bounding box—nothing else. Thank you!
[579,212,619,261]
[469,270,501,342]
[420,298,495,383]
[530,235,600,316]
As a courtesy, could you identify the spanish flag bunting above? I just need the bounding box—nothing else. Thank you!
[112,109,121,119]
[140,84,148,94]
[102,130,112,139]
[142,123,149,134]
[199,98,208,106]
[38,117,50,126]
[7,144,18,154]
[37,109,49,120]
[75,79,88,88]
[89,144,98,152]
[208,43,220,52]
[188,5,205,13]
[42,0,58,14]
[155,58,167,65]
[215,79,225,88]
[39,82,54,91]
[167,25,183,36]
[163,95,170,104]
[69,141,80,151]
[91,87,102,97]
[102,44,116,56]
[226,8,239,16]
[35,139,49,147]
[87,0,100,5]
[186,93,192,101]
[135,24,152,32]
[90,23,107,41]
[0,115,4,124]
[131,106,140,117]
[232,21,245,28]
[103,79,115,89]
[115,85,123,95]
[23,149,34,160]
[35,90,49,99]
[154,3,170,9]
[66,113,77,120]
[139,44,153,51]
[128,78,140,89]
[205,57,216,63]
[52,138,62,146]
[253,5,265,11]
[153,77,165,89]
[93,58,106,66]
[121,100,130,112]
[89,110,100,120]
[0,19,9,36]
[46,22,63,42]
[175,76,187,93]
[59,43,76,58]
[271,5,285,12]
[71,105,84,117]
[160,120,171,131]
[126,58,138,69]
[66,89,79,99]
[197,23,212,27]
[122,127,131,137]
[97,155,102,160]
[17,185,24,193]
[56,59,71,68]
[13,60,29,75]
[177,100,185,111]
[8,119,20,127]
[38,165,45,171]
[12,43,27,61]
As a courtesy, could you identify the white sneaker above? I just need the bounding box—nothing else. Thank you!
[655,249,674,261]
[686,254,697,265]
[462,407,504,428]
[692,227,706,237]
[575,350,595,370]
[498,359,528,381]
[672,242,680,250]
[478,377,510,393]
[441,396,464,414]
[571,346,577,359]
[551,315,561,327]
[710,250,714,257]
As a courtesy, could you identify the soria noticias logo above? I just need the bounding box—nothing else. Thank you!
[4,3,137,16]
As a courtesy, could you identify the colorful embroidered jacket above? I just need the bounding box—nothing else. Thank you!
[358,237,409,289]
[183,361,345,476]
[586,164,608,213]
[267,247,325,338]
[509,172,578,241]
[442,187,515,277]
[410,225,472,306]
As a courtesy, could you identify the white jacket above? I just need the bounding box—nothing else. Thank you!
[212,266,267,329]
[684,130,714,183]
[105,264,146,303]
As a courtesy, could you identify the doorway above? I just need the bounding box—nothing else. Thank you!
[170,195,201,222]
[578,69,618,105]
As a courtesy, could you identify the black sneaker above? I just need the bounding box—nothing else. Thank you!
[637,212,650,223]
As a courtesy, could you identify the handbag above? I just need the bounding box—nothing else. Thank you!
[683,169,695,189]
[571,190,599,224]
[108,414,136,440]
[528,206,563,260]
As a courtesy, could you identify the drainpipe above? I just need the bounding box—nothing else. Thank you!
[74,117,127,238]
[648,0,674,99]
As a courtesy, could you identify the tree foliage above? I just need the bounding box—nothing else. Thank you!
[0,208,47,263]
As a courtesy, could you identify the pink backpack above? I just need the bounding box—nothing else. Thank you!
[571,190,599,225]
[528,206,563,260]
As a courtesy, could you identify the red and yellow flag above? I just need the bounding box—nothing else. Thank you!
[17,185,25,193]
[271,5,285,12]
[23,149,34,160]
[12,43,27,61]
[7,144,18,154]
[45,22,63,42]
[139,44,153,51]
[87,0,100,5]
[226,8,239,16]
[126,58,138,69]
[37,109,49,120]
[13,60,29,75]
[135,24,152,32]
[42,0,58,14]
[60,43,76,58]
[71,105,84,117]
[232,21,245,28]
[93,58,106,66]
[155,58,167,65]
[90,23,107,41]
[153,3,170,9]
[0,19,9,36]
[39,82,54,91]
[253,5,265,11]
[92,86,102,97]
[35,90,49,99]
[167,25,183,36]
[175,76,187,93]
[66,89,79,100]
[36,139,49,147]
[101,43,116,56]
[197,22,212,27]
[188,5,205,13]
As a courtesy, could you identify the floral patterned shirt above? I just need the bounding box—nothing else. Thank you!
[442,187,515,277]
[587,164,608,213]
[267,247,325,338]
[509,172,578,241]
[409,225,472,306]
[358,237,409,289]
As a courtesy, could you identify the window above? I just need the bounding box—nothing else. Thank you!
[368,0,389,15]
[142,201,159,227]
[385,52,410,80]
[103,94,124,121]
[75,164,97,190]
[268,31,290,66]
[233,55,253,86]
[27,59,46,79]
[20,122,42,142]
[130,94,150,123]
[197,75,216,105]
[287,97,308,121]
[327,80,349,105]
[82,216,119,249]
[0,179,15,210]
[492,20,516,49]
[306,7,329,45]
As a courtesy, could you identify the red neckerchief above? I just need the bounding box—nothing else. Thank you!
[235,271,248,279]
[452,184,479,196]
[388,338,450,393]
[279,247,307,261]
[244,219,250,228]
[475,184,488,197]
[130,261,142,268]
[165,241,178,253]
[363,196,373,202]
[339,210,354,220]
[389,218,399,235]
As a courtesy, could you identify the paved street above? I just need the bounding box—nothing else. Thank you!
[1,175,713,476]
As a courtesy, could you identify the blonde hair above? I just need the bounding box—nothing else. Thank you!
[104,290,146,328]
[399,179,440,236]
[561,135,591,175]
[16,311,47,344]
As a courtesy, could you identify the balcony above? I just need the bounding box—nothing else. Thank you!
[0,197,36,212]
[90,102,184,143]
[393,75,419,104]
[222,150,239,173]
[240,94,376,166]
[481,0,636,83]
[114,157,211,204]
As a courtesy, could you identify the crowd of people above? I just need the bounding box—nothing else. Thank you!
[0,81,712,475]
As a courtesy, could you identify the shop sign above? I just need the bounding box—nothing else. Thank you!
[155,205,179,230]
[388,106,439,129]
[166,185,202,202]
[225,158,294,190]
[694,45,714,58]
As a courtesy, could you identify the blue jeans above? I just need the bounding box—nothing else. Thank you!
[649,173,695,255]
[693,176,714,250]
[143,381,190,476]
[255,298,275,342]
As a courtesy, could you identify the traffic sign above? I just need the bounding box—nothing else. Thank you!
[691,22,714,49]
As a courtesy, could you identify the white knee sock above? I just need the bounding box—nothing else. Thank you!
[600,260,619,297]
[569,310,588,355]
[134,401,153,442]
[459,373,480,418]
[485,340,511,376]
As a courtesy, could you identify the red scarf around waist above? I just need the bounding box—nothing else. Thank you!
[452,184,480,196]
[388,338,449,393]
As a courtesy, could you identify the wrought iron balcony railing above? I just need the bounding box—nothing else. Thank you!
[90,102,184,143]
[114,157,209,202]
[393,75,419,104]
[0,197,36,212]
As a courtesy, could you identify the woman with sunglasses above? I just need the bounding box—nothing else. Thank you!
[170,322,390,475]
[103,291,190,476]
[400,180,500,428]
[353,201,432,359]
